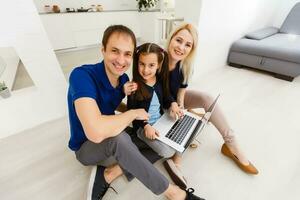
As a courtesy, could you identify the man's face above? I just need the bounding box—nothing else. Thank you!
[102,32,134,79]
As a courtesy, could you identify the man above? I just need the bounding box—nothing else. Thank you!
[67,24,204,200]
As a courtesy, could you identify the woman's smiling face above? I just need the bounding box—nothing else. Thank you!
[168,29,194,63]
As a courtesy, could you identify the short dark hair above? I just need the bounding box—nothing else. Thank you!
[102,25,137,50]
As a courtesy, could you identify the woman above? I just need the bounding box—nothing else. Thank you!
[163,23,258,186]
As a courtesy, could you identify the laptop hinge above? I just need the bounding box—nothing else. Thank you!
[184,120,202,149]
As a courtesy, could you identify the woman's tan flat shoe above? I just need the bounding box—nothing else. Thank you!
[221,143,259,175]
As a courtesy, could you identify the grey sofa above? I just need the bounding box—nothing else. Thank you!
[228,2,300,81]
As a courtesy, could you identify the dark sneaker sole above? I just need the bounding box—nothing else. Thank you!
[87,166,97,200]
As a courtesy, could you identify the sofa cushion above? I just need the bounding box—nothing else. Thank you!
[231,33,300,64]
[280,2,300,35]
[246,27,279,40]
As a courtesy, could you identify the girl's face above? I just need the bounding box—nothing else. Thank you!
[168,29,193,63]
[138,53,160,83]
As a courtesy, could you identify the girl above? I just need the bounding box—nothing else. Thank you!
[163,23,258,185]
[126,42,183,169]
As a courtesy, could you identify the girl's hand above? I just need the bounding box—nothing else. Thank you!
[170,102,184,120]
[144,124,159,140]
[123,81,138,96]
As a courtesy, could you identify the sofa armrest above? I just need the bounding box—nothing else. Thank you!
[245,27,279,40]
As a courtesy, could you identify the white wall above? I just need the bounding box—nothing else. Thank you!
[191,0,284,79]
[273,0,300,27]
[0,47,19,90]
[0,1,67,139]
[33,0,145,13]
[175,0,202,25]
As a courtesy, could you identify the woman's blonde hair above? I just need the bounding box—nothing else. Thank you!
[165,23,198,84]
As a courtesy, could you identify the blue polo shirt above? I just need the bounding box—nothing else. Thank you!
[67,61,129,151]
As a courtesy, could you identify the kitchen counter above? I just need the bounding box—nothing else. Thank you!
[39,10,161,50]
[39,9,160,15]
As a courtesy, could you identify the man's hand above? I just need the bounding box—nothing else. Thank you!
[169,102,184,120]
[133,109,150,121]
[144,124,159,140]
[123,81,138,96]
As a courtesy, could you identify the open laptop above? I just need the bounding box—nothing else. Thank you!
[153,94,220,153]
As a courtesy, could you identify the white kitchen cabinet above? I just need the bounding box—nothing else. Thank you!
[39,11,159,50]
[40,15,76,50]
[74,29,104,47]
[138,12,161,43]
[68,12,141,47]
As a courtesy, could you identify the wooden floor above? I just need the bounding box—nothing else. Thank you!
[1,47,300,200]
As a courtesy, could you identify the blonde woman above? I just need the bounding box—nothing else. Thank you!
[163,23,258,188]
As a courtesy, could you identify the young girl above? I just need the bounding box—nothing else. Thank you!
[126,42,183,165]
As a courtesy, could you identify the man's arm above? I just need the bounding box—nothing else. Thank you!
[75,97,148,143]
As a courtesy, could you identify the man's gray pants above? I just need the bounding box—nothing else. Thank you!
[75,131,169,195]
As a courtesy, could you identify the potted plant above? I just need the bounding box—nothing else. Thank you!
[136,0,158,11]
[0,81,11,98]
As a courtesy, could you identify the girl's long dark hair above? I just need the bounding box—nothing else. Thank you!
[132,43,170,101]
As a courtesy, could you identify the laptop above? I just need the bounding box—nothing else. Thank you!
[153,94,220,153]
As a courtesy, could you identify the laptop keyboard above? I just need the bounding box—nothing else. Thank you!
[165,115,196,144]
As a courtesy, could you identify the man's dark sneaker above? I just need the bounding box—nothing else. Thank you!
[87,166,117,200]
[185,188,205,200]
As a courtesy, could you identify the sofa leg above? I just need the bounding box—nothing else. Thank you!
[229,63,244,68]
[274,73,294,82]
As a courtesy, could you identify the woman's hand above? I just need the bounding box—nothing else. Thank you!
[123,81,138,96]
[177,100,184,109]
[177,88,186,109]
[169,102,184,120]
[144,124,159,140]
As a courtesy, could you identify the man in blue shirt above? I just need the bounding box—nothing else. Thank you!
[67,25,203,200]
